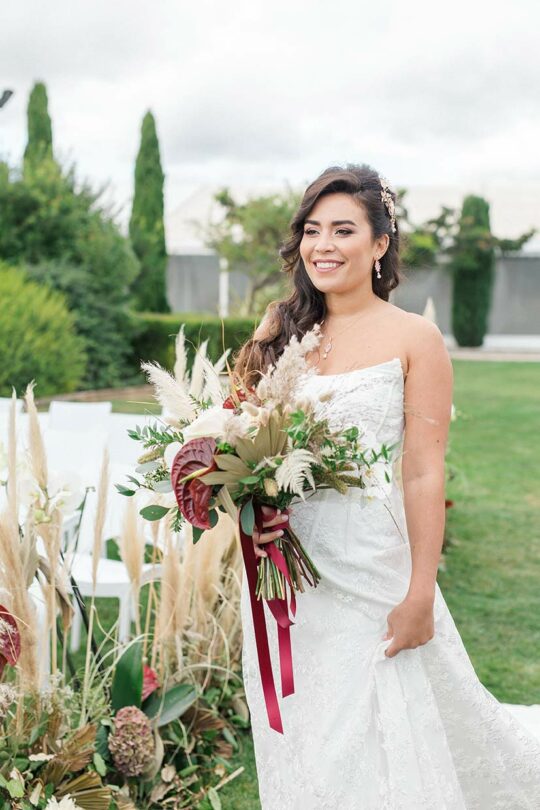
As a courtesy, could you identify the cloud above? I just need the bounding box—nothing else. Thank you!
[1,0,538,222]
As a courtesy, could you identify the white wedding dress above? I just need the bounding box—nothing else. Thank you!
[240,357,540,809]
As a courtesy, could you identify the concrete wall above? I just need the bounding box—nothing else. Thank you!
[166,254,249,315]
[167,253,540,334]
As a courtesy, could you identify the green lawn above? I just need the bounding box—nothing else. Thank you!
[70,360,540,807]
[439,360,540,703]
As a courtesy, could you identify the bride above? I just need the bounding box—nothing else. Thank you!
[231,163,540,809]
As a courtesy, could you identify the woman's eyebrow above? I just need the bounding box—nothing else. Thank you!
[304,219,357,226]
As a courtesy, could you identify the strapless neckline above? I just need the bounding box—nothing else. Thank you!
[304,356,404,382]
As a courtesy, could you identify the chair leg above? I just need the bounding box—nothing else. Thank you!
[71,607,82,653]
[118,594,132,642]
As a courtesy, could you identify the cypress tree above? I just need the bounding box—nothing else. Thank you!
[129,110,169,312]
[450,195,495,347]
[24,81,53,167]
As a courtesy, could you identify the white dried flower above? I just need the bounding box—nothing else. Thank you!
[0,684,17,717]
[275,449,317,500]
[45,797,81,810]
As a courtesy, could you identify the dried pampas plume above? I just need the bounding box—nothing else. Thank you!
[118,497,145,634]
[24,382,47,490]
[7,390,18,534]
[141,361,196,422]
[173,323,188,386]
[92,447,109,591]
[189,339,209,400]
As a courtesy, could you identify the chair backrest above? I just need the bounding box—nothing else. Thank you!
[48,401,112,432]
[43,427,108,488]
[106,414,143,466]
[0,398,23,414]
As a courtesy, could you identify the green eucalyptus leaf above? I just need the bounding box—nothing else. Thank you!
[140,505,170,521]
[115,484,136,497]
[240,498,255,536]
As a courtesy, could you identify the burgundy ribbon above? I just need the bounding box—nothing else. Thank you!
[238,501,296,734]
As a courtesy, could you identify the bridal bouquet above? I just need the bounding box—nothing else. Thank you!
[119,323,397,601]
[118,324,399,732]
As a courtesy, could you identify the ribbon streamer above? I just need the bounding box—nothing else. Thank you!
[238,501,296,734]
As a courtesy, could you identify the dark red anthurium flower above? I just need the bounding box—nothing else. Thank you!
[171,437,218,529]
[0,604,20,678]
[142,664,159,701]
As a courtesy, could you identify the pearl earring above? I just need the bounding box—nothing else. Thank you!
[374,259,382,279]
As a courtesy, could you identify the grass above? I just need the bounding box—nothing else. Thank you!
[65,359,540,807]
[439,360,540,702]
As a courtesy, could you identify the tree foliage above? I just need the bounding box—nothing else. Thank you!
[200,186,302,316]
[23,81,53,169]
[129,111,168,313]
[449,196,495,346]
[0,158,140,388]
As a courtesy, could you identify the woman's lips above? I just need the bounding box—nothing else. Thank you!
[313,261,344,274]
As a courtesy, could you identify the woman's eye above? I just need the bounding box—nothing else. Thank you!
[303,228,352,236]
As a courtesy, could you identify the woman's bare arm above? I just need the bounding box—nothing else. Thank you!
[401,316,454,601]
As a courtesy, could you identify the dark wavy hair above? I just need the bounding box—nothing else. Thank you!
[231,162,403,388]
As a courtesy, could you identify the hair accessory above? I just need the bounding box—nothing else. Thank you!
[379,176,397,233]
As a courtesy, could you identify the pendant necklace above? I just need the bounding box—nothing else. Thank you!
[319,314,366,361]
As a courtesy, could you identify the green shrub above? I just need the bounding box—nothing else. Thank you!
[131,313,260,374]
[450,195,495,347]
[0,264,86,396]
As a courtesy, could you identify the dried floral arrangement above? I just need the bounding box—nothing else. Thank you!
[0,357,254,809]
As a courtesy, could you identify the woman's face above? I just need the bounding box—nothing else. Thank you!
[299,192,387,296]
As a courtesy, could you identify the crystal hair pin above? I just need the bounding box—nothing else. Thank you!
[379,176,397,233]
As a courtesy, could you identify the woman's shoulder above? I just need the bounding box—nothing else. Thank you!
[382,303,449,375]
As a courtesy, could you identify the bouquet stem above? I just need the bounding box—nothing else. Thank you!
[255,527,321,601]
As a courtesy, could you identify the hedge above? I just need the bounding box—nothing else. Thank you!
[0,264,87,396]
[131,313,261,375]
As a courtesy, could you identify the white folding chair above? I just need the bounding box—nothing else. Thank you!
[48,401,112,432]
[0,398,23,414]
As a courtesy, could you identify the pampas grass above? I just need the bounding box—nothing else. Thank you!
[188,339,209,400]
[91,448,109,591]
[141,361,196,422]
[0,513,39,689]
[173,323,187,385]
[118,497,145,634]
[7,390,18,534]
[81,447,109,726]
[156,524,183,673]
[24,382,48,491]
[152,510,243,688]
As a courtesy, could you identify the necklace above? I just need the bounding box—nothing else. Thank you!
[319,314,367,361]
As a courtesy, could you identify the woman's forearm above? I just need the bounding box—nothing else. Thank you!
[402,472,446,601]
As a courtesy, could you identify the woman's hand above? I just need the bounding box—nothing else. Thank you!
[252,504,289,559]
[383,594,435,658]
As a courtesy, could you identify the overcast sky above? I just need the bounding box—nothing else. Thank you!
[2,0,539,229]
